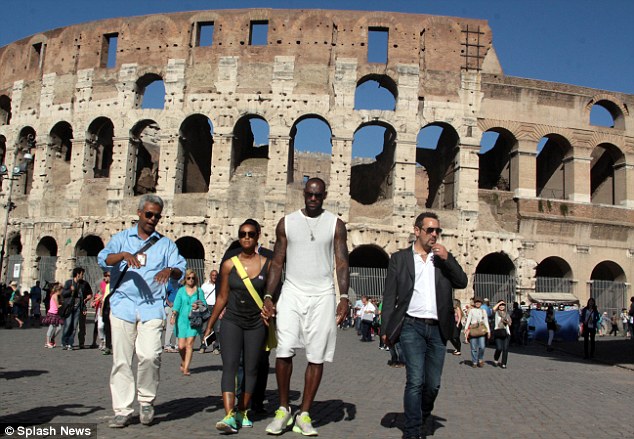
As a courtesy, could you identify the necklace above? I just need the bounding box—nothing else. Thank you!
[303,211,322,241]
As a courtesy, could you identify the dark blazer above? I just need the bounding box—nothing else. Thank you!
[382,246,468,344]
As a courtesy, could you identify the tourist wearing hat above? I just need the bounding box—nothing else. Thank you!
[492,300,511,368]
[464,297,490,367]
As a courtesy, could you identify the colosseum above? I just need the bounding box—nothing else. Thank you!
[0,8,632,311]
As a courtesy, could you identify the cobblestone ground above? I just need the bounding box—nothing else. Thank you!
[1,319,633,439]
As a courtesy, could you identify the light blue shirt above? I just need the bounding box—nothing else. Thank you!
[98,225,186,323]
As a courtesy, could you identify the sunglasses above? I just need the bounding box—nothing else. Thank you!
[186,276,196,280]
[304,191,324,199]
[143,211,162,220]
[418,227,442,235]
[239,231,258,239]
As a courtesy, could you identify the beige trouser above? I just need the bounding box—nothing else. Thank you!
[110,315,163,416]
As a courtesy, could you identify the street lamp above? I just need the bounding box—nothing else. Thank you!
[0,135,34,282]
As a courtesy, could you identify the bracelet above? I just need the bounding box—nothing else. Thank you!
[340,294,349,300]
[263,294,273,300]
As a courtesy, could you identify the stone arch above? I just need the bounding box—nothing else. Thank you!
[36,236,58,285]
[15,126,36,196]
[416,122,460,209]
[130,119,161,195]
[178,114,214,193]
[87,117,114,178]
[231,114,269,178]
[586,95,627,130]
[0,135,6,187]
[474,252,516,303]
[5,233,23,282]
[591,261,626,282]
[478,128,516,191]
[7,232,22,256]
[49,121,74,187]
[75,235,104,256]
[350,121,397,205]
[176,236,206,281]
[136,73,165,109]
[475,252,516,275]
[536,133,572,200]
[535,256,573,294]
[590,143,626,205]
[136,14,180,46]
[349,244,389,268]
[288,114,332,186]
[354,74,397,111]
[0,95,11,125]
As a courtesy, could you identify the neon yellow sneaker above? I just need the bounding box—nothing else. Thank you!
[236,410,252,428]
[292,411,318,436]
[265,406,293,435]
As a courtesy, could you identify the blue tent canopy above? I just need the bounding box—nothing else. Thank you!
[529,310,579,342]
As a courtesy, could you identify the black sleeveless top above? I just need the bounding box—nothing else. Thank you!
[223,257,270,330]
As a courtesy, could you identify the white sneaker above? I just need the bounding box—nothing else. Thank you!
[292,411,318,436]
[265,406,293,435]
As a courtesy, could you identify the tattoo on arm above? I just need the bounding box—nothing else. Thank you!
[334,219,349,296]
[266,219,287,297]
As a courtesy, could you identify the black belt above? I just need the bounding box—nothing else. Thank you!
[406,315,438,325]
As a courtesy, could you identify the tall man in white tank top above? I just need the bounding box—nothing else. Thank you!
[262,178,349,436]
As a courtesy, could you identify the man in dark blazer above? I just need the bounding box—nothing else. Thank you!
[381,212,467,439]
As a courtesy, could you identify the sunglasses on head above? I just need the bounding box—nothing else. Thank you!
[418,227,442,235]
[239,230,258,239]
[143,211,162,220]
[304,191,324,199]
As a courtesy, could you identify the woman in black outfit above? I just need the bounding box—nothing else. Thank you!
[449,299,463,355]
[203,219,270,433]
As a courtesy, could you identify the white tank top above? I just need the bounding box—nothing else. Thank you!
[283,209,338,296]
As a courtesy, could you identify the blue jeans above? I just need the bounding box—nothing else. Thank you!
[62,306,81,347]
[399,317,446,438]
[469,335,486,364]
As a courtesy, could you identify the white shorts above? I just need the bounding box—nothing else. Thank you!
[275,292,337,364]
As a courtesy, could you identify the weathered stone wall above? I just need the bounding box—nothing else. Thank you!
[0,9,632,304]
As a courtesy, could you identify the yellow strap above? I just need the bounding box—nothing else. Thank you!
[231,256,263,308]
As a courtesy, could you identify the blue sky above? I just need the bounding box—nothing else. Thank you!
[1,0,632,156]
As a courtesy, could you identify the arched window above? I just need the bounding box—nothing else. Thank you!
[136,74,165,109]
[350,122,396,205]
[535,256,573,293]
[36,236,58,285]
[590,143,626,205]
[416,123,460,209]
[178,115,214,193]
[536,134,571,200]
[288,116,332,187]
[478,128,516,191]
[589,99,625,129]
[354,75,397,111]
[87,117,114,178]
[130,120,161,195]
[0,95,11,125]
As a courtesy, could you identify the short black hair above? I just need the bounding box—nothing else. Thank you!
[414,212,439,228]
[239,218,261,235]
[72,267,85,278]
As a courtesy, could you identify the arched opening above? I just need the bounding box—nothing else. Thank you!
[6,233,23,283]
[288,115,332,187]
[535,256,573,293]
[349,244,389,302]
[49,121,74,187]
[415,123,460,209]
[130,120,161,195]
[536,134,571,200]
[36,236,58,285]
[87,117,114,178]
[137,73,165,110]
[0,95,11,125]
[15,127,36,196]
[75,235,105,288]
[178,114,213,193]
[590,143,626,205]
[589,99,625,130]
[354,75,397,111]
[478,128,515,191]
[350,122,397,205]
[473,252,516,304]
[231,115,269,177]
[176,237,206,281]
[590,261,628,316]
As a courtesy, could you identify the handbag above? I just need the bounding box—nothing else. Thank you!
[59,299,73,318]
[469,322,488,338]
[189,290,211,328]
[232,256,277,351]
[493,328,508,339]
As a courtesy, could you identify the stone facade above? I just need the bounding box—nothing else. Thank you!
[0,9,632,305]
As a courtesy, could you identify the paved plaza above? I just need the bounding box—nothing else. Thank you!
[1,319,633,439]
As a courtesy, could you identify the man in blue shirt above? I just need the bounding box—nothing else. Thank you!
[99,195,185,428]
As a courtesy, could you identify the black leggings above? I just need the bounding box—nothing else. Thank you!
[220,319,266,394]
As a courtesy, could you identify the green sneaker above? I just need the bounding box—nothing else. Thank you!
[265,406,293,435]
[236,410,253,428]
[216,412,238,434]
[292,411,318,436]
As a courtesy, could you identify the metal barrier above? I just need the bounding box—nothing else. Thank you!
[186,258,206,285]
[591,280,628,316]
[37,256,58,286]
[472,273,517,305]
[75,256,104,292]
[535,276,573,293]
